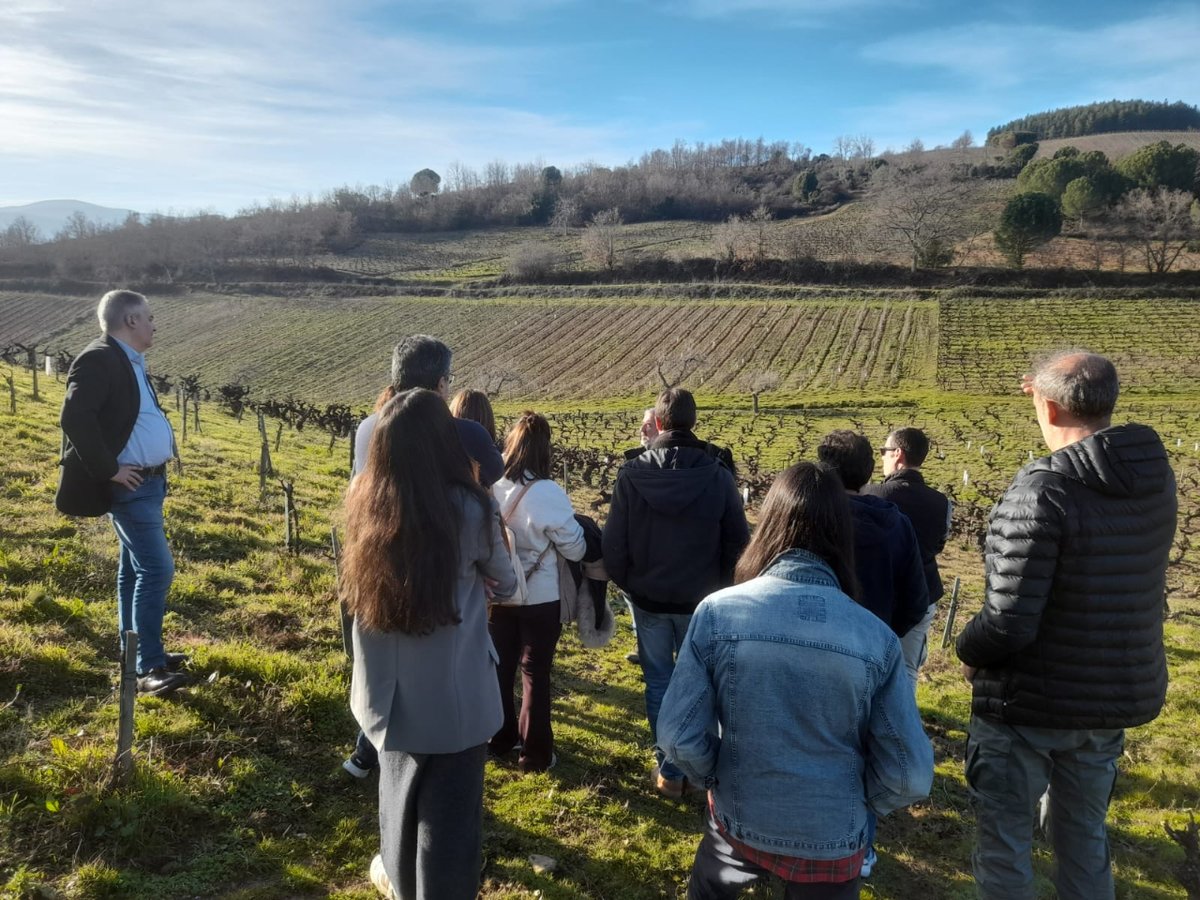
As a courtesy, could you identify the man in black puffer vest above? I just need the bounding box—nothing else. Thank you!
[956,351,1176,900]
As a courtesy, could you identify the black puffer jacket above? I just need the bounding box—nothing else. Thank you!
[956,424,1176,729]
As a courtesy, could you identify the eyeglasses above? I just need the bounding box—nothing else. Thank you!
[878,446,899,456]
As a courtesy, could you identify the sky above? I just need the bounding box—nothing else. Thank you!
[1,0,1197,215]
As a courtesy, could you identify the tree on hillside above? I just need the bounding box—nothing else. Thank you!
[1115,141,1200,194]
[0,216,41,248]
[654,352,707,390]
[581,207,622,271]
[1061,177,1105,226]
[951,131,975,150]
[1113,188,1198,274]
[410,168,442,197]
[791,169,818,201]
[739,371,781,414]
[994,192,1062,268]
[477,366,525,398]
[860,162,986,271]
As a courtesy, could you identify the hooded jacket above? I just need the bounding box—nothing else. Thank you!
[847,494,930,637]
[603,430,749,615]
[956,423,1176,729]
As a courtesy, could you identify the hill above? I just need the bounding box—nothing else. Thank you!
[0,200,135,239]
[987,99,1200,142]
[1034,130,1200,160]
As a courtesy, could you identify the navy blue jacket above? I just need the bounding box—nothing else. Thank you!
[862,468,951,602]
[847,493,930,637]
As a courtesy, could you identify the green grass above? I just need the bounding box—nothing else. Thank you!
[1,355,1198,897]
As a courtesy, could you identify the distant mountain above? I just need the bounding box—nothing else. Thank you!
[0,200,136,240]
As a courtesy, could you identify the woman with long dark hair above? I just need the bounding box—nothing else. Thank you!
[489,411,586,772]
[343,388,516,900]
[657,462,934,900]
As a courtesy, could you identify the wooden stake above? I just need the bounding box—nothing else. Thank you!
[111,631,138,789]
[941,577,962,649]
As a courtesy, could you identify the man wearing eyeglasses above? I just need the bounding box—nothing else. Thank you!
[862,428,952,690]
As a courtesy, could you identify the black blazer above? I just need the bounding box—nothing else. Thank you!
[55,335,143,517]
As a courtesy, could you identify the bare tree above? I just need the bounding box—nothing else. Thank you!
[549,196,581,233]
[711,215,749,264]
[739,371,782,414]
[654,352,707,390]
[581,207,622,271]
[477,366,524,398]
[951,130,975,150]
[1112,188,1197,274]
[0,216,41,248]
[850,135,876,160]
[860,161,991,271]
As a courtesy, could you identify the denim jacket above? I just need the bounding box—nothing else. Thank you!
[656,549,934,857]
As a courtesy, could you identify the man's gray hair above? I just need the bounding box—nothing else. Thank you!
[1032,350,1119,424]
[96,290,147,333]
[390,335,452,392]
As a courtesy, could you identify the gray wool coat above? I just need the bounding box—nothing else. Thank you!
[350,489,518,754]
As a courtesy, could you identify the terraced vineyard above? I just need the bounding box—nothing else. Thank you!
[938,296,1200,394]
[29,293,940,403]
[0,292,96,345]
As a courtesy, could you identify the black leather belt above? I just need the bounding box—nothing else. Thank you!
[135,464,168,478]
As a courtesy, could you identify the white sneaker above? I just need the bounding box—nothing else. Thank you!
[860,846,878,878]
[370,854,397,899]
[342,756,372,779]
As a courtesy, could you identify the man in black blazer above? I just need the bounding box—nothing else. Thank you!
[57,290,187,696]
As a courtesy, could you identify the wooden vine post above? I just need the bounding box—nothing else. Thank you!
[5,370,14,414]
[110,631,138,789]
[941,577,962,649]
[257,413,274,493]
[27,348,38,401]
[281,480,299,553]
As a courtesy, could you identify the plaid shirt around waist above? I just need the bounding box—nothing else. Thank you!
[708,794,865,884]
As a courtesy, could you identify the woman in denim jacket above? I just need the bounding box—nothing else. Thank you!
[657,462,934,900]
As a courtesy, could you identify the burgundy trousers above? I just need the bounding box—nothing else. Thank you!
[488,600,562,771]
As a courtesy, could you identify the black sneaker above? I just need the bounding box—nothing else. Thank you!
[342,754,375,778]
[165,652,190,672]
[136,668,190,697]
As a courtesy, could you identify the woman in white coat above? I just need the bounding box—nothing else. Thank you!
[490,411,586,772]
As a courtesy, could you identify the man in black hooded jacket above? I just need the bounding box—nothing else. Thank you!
[603,388,749,798]
[956,351,1176,900]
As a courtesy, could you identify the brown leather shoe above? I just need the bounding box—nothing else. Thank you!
[653,764,686,799]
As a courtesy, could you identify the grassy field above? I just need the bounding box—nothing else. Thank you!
[2,346,1199,898]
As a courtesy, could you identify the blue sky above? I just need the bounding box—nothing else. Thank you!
[1,0,1196,214]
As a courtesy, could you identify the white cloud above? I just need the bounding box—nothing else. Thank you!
[0,0,644,210]
[861,7,1200,94]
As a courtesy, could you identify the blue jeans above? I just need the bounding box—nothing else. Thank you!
[109,476,174,674]
[632,605,692,781]
[966,713,1123,900]
[899,603,936,693]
